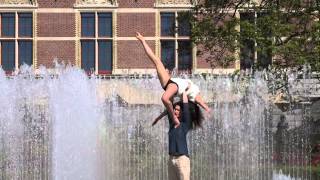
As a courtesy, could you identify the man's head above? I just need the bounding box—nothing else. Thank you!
[173,102,182,119]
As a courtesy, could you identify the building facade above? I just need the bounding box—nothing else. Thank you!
[0,0,237,75]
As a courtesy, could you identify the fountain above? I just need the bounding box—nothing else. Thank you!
[0,65,101,180]
[0,65,319,180]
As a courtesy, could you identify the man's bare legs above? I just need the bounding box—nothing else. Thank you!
[136,32,180,127]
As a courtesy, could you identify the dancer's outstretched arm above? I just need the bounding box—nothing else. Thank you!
[195,95,211,113]
[195,94,212,119]
[152,110,167,126]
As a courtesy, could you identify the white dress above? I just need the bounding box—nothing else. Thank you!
[170,78,200,102]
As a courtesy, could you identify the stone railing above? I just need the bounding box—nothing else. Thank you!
[157,0,193,4]
[75,0,117,6]
[155,0,195,7]
[0,0,35,5]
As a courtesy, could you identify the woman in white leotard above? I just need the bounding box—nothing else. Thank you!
[136,32,211,128]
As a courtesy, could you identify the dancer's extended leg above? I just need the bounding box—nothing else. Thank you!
[136,32,171,88]
[136,32,180,127]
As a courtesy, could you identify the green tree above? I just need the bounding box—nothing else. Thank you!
[187,0,320,71]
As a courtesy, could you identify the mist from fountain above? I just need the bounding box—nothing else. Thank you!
[0,65,317,180]
[0,65,101,180]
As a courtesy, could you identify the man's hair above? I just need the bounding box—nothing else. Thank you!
[173,101,204,129]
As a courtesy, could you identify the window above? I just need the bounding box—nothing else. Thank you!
[98,13,112,37]
[18,41,33,67]
[19,13,33,37]
[81,13,95,37]
[161,13,175,36]
[98,40,112,72]
[240,12,255,70]
[240,12,272,69]
[178,41,192,71]
[161,41,175,70]
[0,12,33,72]
[81,40,95,72]
[80,12,113,74]
[160,12,192,72]
[2,41,15,71]
[178,13,191,36]
[2,13,15,37]
[256,12,272,69]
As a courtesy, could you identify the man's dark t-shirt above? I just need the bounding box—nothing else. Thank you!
[168,103,192,157]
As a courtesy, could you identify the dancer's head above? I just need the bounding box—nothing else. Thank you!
[172,101,204,129]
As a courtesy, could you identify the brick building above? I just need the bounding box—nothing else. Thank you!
[0,0,237,75]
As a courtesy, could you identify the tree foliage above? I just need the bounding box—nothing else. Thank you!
[187,0,320,71]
